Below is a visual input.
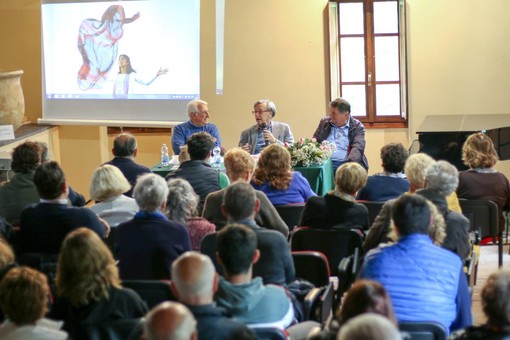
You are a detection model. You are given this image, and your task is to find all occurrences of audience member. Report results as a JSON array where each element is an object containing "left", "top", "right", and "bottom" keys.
[
  {"left": 239, "top": 99, "right": 294, "bottom": 154},
  {"left": 171, "top": 252, "right": 252, "bottom": 339},
  {"left": 0, "top": 266, "right": 68, "bottom": 340},
  {"left": 312, "top": 97, "right": 368, "bottom": 172},
  {"left": 457, "top": 132, "right": 510, "bottom": 237},
  {"left": 337, "top": 314, "right": 402, "bottom": 340},
  {"left": 49, "top": 228, "right": 147, "bottom": 339},
  {"left": 0, "top": 239, "right": 17, "bottom": 323},
  {"left": 37, "top": 141, "right": 87, "bottom": 207},
  {"left": 450, "top": 269, "right": 510, "bottom": 339},
  {"left": 215, "top": 224, "right": 294, "bottom": 329},
  {"left": 116, "top": 173, "right": 191, "bottom": 280},
  {"left": 143, "top": 301, "right": 197, "bottom": 340},
  {"left": 19, "top": 161, "right": 108, "bottom": 254},
  {"left": 299, "top": 162, "right": 369, "bottom": 230},
  {"left": 417, "top": 160, "right": 470, "bottom": 260},
  {"left": 104, "top": 132, "right": 151, "bottom": 197},
  {"left": 251, "top": 143, "right": 315, "bottom": 205},
  {"left": 359, "top": 194, "right": 472, "bottom": 333},
  {"left": 166, "top": 179, "right": 215, "bottom": 251},
  {"left": 167, "top": 132, "right": 229, "bottom": 213},
  {"left": 202, "top": 147, "right": 288, "bottom": 236},
  {"left": 171, "top": 99, "right": 222, "bottom": 155},
  {"left": 357, "top": 143, "right": 409, "bottom": 201},
  {"left": 221, "top": 181, "right": 294, "bottom": 285},
  {"left": 89, "top": 164, "right": 139, "bottom": 227},
  {"left": 0, "top": 141, "right": 41, "bottom": 225}
]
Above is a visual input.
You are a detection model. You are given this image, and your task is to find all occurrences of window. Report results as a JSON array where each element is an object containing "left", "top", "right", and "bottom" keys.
[{"left": 329, "top": 0, "right": 408, "bottom": 128}]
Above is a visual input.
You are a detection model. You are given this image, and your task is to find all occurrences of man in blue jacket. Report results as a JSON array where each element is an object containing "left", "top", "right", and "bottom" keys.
[{"left": 359, "top": 194, "right": 472, "bottom": 334}]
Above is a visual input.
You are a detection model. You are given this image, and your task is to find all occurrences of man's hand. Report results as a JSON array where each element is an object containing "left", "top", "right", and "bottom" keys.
[
  {"left": 263, "top": 130, "right": 277, "bottom": 144},
  {"left": 98, "top": 216, "right": 111, "bottom": 238},
  {"left": 241, "top": 143, "right": 251, "bottom": 152}
]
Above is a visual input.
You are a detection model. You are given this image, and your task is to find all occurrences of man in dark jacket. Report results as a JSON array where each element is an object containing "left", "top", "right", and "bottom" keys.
[{"left": 313, "top": 97, "right": 368, "bottom": 171}]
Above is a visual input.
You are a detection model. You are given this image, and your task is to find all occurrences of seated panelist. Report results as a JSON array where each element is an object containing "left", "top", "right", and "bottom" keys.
[{"left": 239, "top": 99, "right": 294, "bottom": 154}]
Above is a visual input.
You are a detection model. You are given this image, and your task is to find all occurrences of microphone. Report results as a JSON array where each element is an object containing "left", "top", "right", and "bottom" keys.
[{"left": 260, "top": 123, "right": 269, "bottom": 146}]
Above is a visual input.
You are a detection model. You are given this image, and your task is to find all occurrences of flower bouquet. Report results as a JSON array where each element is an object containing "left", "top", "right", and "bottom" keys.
[{"left": 286, "top": 138, "right": 336, "bottom": 167}]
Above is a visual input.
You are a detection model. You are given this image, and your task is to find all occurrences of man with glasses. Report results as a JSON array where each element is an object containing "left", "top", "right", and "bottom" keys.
[
  {"left": 239, "top": 99, "right": 294, "bottom": 155},
  {"left": 172, "top": 99, "right": 222, "bottom": 155}
]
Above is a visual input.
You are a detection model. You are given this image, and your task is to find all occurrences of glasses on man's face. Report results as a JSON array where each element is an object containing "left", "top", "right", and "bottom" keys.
[
  {"left": 194, "top": 110, "right": 210, "bottom": 116},
  {"left": 252, "top": 110, "right": 270, "bottom": 115}
]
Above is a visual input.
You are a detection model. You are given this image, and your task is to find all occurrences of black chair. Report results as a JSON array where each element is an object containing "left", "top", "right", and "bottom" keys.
[
  {"left": 459, "top": 199, "right": 501, "bottom": 267},
  {"left": 399, "top": 321, "right": 447, "bottom": 340},
  {"left": 252, "top": 327, "right": 289, "bottom": 340},
  {"left": 359, "top": 201, "right": 385, "bottom": 226},
  {"left": 274, "top": 203, "right": 306, "bottom": 232},
  {"left": 83, "top": 318, "right": 142, "bottom": 340},
  {"left": 122, "top": 280, "right": 176, "bottom": 309},
  {"left": 292, "top": 251, "right": 330, "bottom": 287},
  {"left": 302, "top": 280, "right": 335, "bottom": 324},
  {"left": 200, "top": 232, "right": 223, "bottom": 275},
  {"left": 18, "top": 252, "right": 59, "bottom": 298}
]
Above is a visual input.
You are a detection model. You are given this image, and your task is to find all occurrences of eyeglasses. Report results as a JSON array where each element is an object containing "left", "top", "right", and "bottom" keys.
[
  {"left": 193, "top": 110, "right": 210, "bottom": 116},
  {"left": 252, "top": 110, "right": 271, "bottom": 115}
]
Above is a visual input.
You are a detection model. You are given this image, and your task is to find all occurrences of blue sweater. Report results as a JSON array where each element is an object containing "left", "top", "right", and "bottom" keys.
[
  {"left": 171, "top": 121, "right": 222, "bottom": 155},
  {"left": 357, "top": 175, "right": 409, "bottom": 202},
  {"left": 251, "top": 171, "right": 315, "bottom": 206}
]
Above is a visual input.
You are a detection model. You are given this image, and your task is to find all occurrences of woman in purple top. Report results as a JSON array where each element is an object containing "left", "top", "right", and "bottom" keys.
[{"left": 251, "top": 144, "right": 315, "bottom": 206}]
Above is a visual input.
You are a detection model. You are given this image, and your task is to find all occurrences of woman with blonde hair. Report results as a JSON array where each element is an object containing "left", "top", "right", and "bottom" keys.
[
  {"left": 49, "top": 228, "right": 147, "bottom": 338},
  {"left": 89, "top": 164, "right": 139, "bottom": 227},
  {"left": 457, "top": 132, "right": 510, "bottom": 235},
  {"left": 251, "top": 143, "right": 315, "bottom": 205},
  {"left": 299, "top": 162, "right": 369, "bottom": 230}
]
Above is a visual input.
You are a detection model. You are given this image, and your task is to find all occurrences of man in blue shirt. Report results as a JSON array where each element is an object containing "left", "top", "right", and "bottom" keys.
[{"left": 172, "top": 99, "right": 222, "bottom": 155}]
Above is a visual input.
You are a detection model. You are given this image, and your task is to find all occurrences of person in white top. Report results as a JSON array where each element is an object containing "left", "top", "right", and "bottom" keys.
[{"left": 0, "top": 266, "right": 68, "bottom": 340}]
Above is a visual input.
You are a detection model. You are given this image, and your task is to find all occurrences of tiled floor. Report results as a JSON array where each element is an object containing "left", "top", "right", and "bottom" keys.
[{"left": 471, "top": 242, "right": 510, "bottom": 325}]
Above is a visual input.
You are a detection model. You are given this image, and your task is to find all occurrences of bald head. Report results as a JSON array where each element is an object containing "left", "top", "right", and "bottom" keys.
[
  {"left": 144, "top": 301, "right": 197, "bottom": 340},
  {"left": 113, "top": 132, "right": 137, "bottom": 157},
  {"left": 171, "top": 252, "right": 216, "bottom": 304}
]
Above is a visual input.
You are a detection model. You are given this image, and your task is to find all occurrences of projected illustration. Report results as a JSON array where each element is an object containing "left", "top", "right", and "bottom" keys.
[{"left": 77, "top": 5, "right": 140, "bottom": 90}]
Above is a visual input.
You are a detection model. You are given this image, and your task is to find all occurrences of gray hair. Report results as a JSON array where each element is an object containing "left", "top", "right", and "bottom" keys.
[
  {"left": 404, "top": 153, "right": 435, "bottom": 189},
  {"left": 338, "top": 313, "right": 402, "bottom": 340},
  {"left": 482, "top": 269, "right": 510, "bottom": 328},
  {"left": 187, "top": 99, "right": 208, "bottom": 116},
  {"left": 89, "top": 164, "right": 131, "bottom": 201},
  {"left": 254, "top": 99, "right": 276, "bottom": 118},
  {"left": 223, "top": 181, "right": 257, "bottom": 221},
  {"left": 425, "top": 160, "right": 459, "bottom": 196},
  {"left": 166, "top": 178, "right": 199, "bottom": 224},
  {"left": 171, "top": 252, "right": 216, "bottom": 300},
  {"left": 133, "top": 174, "right": 169, "bottom": 212}
]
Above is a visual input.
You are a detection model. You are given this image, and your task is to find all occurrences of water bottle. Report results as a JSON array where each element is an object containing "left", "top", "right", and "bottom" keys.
[
  {"left": 212, "top": 146, "right": 221, "bottom": 167},
  {"left": 161, "top": 143, "right": 170, "bottom": 166}
]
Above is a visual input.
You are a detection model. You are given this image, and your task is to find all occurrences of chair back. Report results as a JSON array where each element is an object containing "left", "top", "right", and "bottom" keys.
[
  {"left": 122, "top": 280, "right": 176, "bottom": 309},
  {"left": 290, "top": 227, "right": 363, "bottom": 275},
  {"left": 274, "top": 204, "right": 306, "bottom": 232},
  {"left": 199, "top": 232, "right": 224, "bottom": 275},
  {"left": 252, "top": 327, "right": 289, "bottom": 340},
  {"left": 359, "top": 201, "right": 385, "bottom": 226},
  {"left": 398, "top": 321, "right": 447, "bottom": 340},
  {"left": 291, "top": 251, "right": 330, "bottom": 287},
  {"left": 83, "top": 318, "right": 142, "bottom": 340},
  {"left": 458, "top": 199, "right": 499, "bottom": 237}
]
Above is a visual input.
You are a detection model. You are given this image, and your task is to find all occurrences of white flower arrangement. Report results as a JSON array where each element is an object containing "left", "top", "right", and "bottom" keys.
[{"left": 286, "top": 138, "right": 336, "bottom": 167}]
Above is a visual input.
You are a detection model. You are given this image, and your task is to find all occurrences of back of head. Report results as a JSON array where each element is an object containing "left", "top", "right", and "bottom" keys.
[
  {"left": 187, "top": 99, "right": 208, "bottom": 116},
  {"left": 381, "top": 143, "right": 408, "bottom": 174},
  {"left": 89, "top": 164, "right": 131, "bottom": 201},
  {"left": 335, "top": 162, "right": 368, "bottom": 194},
  {"left": 171, "top": 252, "right": 216, "bottom": 302},
  {"left": 462, "top": 132, "right": 498, "bottom": 169},
  {"left": 391, "top": 194, "right": 430, "bottom": 236},
  {"left": 34, "top": 161, "right": 66, "bottom": 199},
  {"left": 144, "top": 301, "right": 197, "bottom": 340},
  {"left": 338, "top": 280, "right": 396, "bottom": 325},
  {"left": 404, "top": 153, "right": 435, "bottom": 189},
  {"left": 0, "top": 266, "right": 49, "bottom": 325},
  {"left": 113, "top": 132, "right": 137, "bottom": 157},
  {"left": 186, "top": 132, "right": 215, "bottom": 160},
  {"left": 482, "top": 269, "right": 510, "bottom": 329},
  {"left": 166, "top": 178, "right": 199, "bottom": 224},
  {"left": 217, "top": 224, "right": 257, "bottom": 276},
  {"left": 425, "top": 160, "right": 459, "bottom": 196},
  {"left": 330, "top": 97, "right": 351, "bottom": 114},
  {"left": 223, "top": 148, "right": 255, "bottom": 181},
  {"left": 134, "top": 173, "right": 169, "bottom": 212},
  {"left": 57, "top": 228, "right": 120, "bottom": 306},
  {"left": 337, "top": 313, "right": 401, "bottom": 340},
  {"left": 11, "top": 141, "right": 41, "bottom": 174},
  {"left": 252, "top": 144, "right": 292, "bottom": 190},
  {"left": 223, "top": 181, "right": 256, "bottom": 221}
]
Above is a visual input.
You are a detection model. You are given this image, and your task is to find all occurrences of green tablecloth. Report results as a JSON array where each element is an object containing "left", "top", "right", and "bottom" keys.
[
  {"left": 293, "top": 158, "right": 334, "bottom": 196},
  {"left": 152, "top": 158, "right": 333, "bottom": 196}
]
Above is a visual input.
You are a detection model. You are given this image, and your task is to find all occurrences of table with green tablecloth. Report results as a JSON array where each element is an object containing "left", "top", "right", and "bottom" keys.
[{"left": 152, "top": 158, "right": 333, "bottom": 196}]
